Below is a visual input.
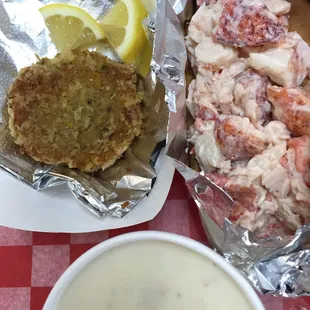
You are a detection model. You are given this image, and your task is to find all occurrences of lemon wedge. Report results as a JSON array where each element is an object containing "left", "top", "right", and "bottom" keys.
[
  {"left": 140, "top": 0, "right": 156, "bottom": 13},
  {"left": 100, "top": 0, "right": 148, "bottom": 65},
  {"left": 134, "top": 39, "right": 153, "bottom": 77},
  {"left": 39, "top": 3, "right": 105, "bottom": 52}
]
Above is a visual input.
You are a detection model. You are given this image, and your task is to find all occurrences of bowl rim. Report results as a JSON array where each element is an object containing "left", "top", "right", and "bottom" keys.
[{"left": 43, "top": 231, "right": 265, "bottom": 310}]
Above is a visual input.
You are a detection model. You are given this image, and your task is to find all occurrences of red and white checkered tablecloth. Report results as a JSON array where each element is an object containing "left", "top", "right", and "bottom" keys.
[{"left": 0, "top": 172, "right": 310, "bottom": 310}]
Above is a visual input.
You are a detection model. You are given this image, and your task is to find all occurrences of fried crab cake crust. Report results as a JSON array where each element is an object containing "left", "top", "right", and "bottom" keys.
[{"left": 7, "top": 50, "right": 143, "bottom": 172}]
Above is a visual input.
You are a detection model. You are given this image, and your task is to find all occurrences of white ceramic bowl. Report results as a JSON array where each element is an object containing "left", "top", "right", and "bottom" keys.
[{"left": 44, "top": 231, "right": 265, "bottom": 310}]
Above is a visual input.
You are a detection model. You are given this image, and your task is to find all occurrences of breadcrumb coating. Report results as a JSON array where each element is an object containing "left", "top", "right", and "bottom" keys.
[{"left": 7, "top": 50, "right": 143, "bottom": 172}]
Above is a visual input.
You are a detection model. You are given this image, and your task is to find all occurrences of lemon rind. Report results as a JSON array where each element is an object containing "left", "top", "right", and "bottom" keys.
[{"left": 101, "top": 0, "right": 148, "bottom": 63}]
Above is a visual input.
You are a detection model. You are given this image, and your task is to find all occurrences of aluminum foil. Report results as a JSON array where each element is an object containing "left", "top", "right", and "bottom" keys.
[
  {"left": 159, "top": 0, "right": 310, "bottom": 299},
  {"left": 0, "top": 0, "right": 169, "bottom": 217}
]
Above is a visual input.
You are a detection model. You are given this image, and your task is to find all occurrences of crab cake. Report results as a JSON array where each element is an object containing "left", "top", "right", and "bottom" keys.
[{"left": 7, "top": 50, "right": 143, "bottom": 172}]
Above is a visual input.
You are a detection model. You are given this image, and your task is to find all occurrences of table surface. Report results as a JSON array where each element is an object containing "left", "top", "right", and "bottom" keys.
[{"left": 0, "top": 171, "right": 310, "bottom": 310}]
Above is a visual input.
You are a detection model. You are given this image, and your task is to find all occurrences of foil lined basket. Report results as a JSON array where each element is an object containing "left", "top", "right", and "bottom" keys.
[
  {"left": 0, "top": 0, "right": 170, "bottom": 219},
  {"left": 159, "top": 0, "right": 310, "bottom": 299}
]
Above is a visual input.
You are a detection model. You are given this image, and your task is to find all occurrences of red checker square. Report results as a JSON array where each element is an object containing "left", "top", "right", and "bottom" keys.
[
  {"left": 0, "top": 288, "right": 30, "bottom": 310},
  {"left": 33, "top": 232, "right": 70, "bottom": 245},
  {"left": 258, "top": 293, "right": 283, "bottom": 310},
  {"left": 149, "top": 200, "right": 189, "bottom": 236},
  {"left": 70, "top": 244, "right": 95, "bottom": 264},
  {"left": 70, "top": 231, "right": 108, "bottom": 244},
  {"left": 0, "top": 246, "right": 32, "bottom": 287},
  {"left": 167, "top": 171, "right": 188, "bottom": 200},
  {"left": 0, "top": 226, "right": 32, "bottom": 246},
  {"left": 31, "top": 245, "right": 70, "bottom": 287},
  {"left": 301, "top": 297, "right": 310, "bottom": 305},
  {"left": 108, "top": 222, "right": 149, "bottom": 238},
  {"left": 188, "top": 199, "right": 209, "bottom": 244},
  {"left": 30, "top": 287, "right": 52, "bottom": 310},
  {"left": 283, "top": 296, "right": 310, "bottom": 310}
]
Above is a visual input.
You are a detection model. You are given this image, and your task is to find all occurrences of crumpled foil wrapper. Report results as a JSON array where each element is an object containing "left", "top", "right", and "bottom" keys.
[
  {"left": 159, "top": 0, "right": 310, "bottom": 299},
  {"left": 0, "top": 0, "right": 169, "bottom": 217}
]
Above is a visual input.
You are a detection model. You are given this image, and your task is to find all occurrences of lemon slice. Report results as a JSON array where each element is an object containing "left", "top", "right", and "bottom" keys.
[
  {"left": 100, "top": 0, "right": 148, "bottom": 64},
  {"left": 140, "top": 0, "right": 156, "bottom": 13},
  {"left": 134, "top": 39, "right": 153, "bottom": 77},
  {"left": 39, "top": 3, "right": 105, "bottom": 52}
]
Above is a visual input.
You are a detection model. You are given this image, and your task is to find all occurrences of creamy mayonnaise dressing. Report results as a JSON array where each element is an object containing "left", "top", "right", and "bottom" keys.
[{"left": 57, "top": 241, "right": 253, "bottom": 310}]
